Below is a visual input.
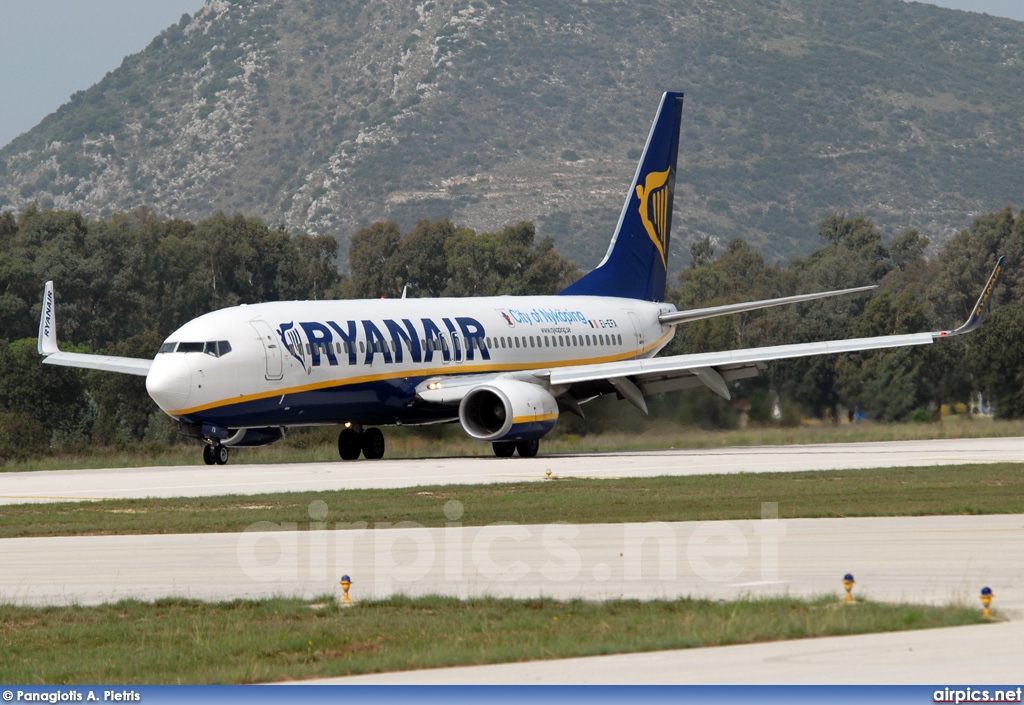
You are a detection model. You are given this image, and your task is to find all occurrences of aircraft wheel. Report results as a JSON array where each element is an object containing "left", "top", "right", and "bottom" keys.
[
  {"left": 492, "top": 441, "right": 516, "bottom": 458},
  {"left": 202, "top": 444, "right": 216, "bottom": 466},
  {"left": 362, "top": 427, "right": 385, "bottom": 460},
  {"left": 515, "top": 439, "right": 540, "bottom": 458},
  {"left": 214, "top": 444, "right": 229, "bottom": 465},
  {"left": 338, "top": 428, "right": 362, "bottom": 461}
]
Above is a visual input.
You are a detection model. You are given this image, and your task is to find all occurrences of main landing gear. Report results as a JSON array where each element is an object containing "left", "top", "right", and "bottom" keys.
[
  {"left": 338, "top": 426, "right": 386, "bottom": 461},
  {"left": 492, "top": 439, "right": 540, "bottom": 458},
  {"left": 202, "top": 442, "right": 229, "bottom": 466}
]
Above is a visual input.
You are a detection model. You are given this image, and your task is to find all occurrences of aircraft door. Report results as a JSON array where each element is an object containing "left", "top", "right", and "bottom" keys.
[
  {"left": 250, "top": 320, "right": 284, "bottom": 381},
  {"left": 627, "top": 312, "right": 646, "bottom": 357},
  {"left": 438, "top": 332, "right": 452, "bottom": 365},
  {"left": 452, "top": 331, "right": 464, "bottom": 364}
]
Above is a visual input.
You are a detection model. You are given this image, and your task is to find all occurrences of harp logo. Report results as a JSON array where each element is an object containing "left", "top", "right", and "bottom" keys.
[
  {"left": 277, "top": 321, "right": 306, "bottom": 367},
  {"left": 636, "top": 167, "right": 671, "bottom": 269}
]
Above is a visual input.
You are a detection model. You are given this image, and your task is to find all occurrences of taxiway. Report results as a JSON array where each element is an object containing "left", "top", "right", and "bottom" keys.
[{"left": 1, "top": 439, "right": 1021, "bottom": 683}]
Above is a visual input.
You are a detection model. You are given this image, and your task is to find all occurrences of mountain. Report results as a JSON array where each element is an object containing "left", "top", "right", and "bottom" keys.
[{"left": 2, "top": 0, "right": 1024, "bottom": 270}]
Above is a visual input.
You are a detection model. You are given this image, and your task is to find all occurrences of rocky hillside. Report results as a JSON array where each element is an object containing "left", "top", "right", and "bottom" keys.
[{"left": 2, "top": 0, "right": 1024, "bottom": 269}]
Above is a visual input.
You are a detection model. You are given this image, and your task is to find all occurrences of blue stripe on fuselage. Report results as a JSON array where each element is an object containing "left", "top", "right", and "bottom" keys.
[{"left": 175, "top": 376, "right": 456, "bottom": 428}]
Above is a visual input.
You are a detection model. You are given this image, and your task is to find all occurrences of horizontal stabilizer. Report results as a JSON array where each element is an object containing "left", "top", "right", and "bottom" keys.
[{"left": 660, "top": 285, "right": 876, "bottom": 326}]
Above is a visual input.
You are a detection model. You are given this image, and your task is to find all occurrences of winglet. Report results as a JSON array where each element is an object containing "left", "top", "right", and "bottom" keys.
[
  {"left": 38, "top": 281, "right": 59, "bottom": 356},
  {"left": 935, "top": 255, "right": 1005, "bottom": 338}
]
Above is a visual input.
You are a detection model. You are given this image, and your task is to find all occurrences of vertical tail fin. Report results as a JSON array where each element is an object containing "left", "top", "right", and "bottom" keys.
[{"left": 559, "top": 91, "right": 684, "bottom": 302}]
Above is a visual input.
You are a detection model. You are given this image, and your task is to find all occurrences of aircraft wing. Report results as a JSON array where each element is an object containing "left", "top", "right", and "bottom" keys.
[
  {"left": 541, "top": 331, "right": 936, "bottom": 406},
  {"left": 41, "top": 351, "right": 152, "bottom": 376},
  {"left": 418, "top": 256, "right": 1004, "bottom": 410},
  {"left": 37, "top": 281, "right": 153, "bottom": 377},
  {"left": 416, "top": 331, "right": 936, "bottom": 409}
]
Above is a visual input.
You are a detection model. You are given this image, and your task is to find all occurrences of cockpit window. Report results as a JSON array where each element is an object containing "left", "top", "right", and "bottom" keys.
[
  {"left": 162, "top": 341, "right": 233, "bottom": 357},
  {"left": 205, "top": 341, "right": 232, "bottom": 357}
]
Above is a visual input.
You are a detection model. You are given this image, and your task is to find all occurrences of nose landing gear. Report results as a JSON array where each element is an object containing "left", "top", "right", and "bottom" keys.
[{"left": 202, "top": 443, "right": 229, "bottom": 465}]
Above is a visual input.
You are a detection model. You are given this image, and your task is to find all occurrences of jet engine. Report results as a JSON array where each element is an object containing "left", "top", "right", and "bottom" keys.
[{"left": 458, "top": 380, "right": 558, "bottom": 441}]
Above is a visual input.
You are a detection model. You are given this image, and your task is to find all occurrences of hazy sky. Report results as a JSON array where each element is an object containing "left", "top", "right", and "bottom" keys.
[
  {"left": 0, "top": 0, "right": 205, "bottom": 147},
  {"left": 0, "top": 1, "right": 1022, "bottom": 148}
]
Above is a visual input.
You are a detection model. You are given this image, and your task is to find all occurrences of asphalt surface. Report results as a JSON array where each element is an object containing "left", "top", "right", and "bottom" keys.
[{"left": 0, "top": 437, "right": 1020, "bottom": 505}]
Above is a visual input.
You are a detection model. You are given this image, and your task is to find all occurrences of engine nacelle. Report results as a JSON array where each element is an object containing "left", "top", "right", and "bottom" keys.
[
  {"left": 223, "top": 427, "right": 286, "bottom": 447},
  {"left": 458, "top": 380, "right": 558, "bottom": 442}
]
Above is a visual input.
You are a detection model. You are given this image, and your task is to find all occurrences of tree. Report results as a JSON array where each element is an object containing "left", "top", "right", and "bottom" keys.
[
  {"left": 969, "top": 303, "right": 1024, "bottom": 418},
  {"left": 0, "top": 338, "right": 93, "bottom": 444},
  {"left": 87, "top": 331, "right": 163, "bottom": 444},
  {"left": 688, "top": 236, "right": 714, "bottom": 269},
  {"left": 390, "top": 219, "right": 457, "bottom": 297},
  {"left": 348, "top": 221, "right": 401, "bottom": 298}
]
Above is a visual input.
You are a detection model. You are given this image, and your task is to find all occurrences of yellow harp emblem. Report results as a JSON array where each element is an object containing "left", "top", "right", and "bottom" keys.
[{"left": 636, "top": 168, "right": 671, "bottom": 269}]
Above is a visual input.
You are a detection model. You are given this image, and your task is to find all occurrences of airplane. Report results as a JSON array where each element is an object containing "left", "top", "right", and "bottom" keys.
[{"left": 37, "top": 91, "right": 1004, "bottom": 465}]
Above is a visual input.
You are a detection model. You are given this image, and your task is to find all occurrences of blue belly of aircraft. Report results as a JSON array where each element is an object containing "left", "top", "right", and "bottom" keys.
[{"left": 176, "top": 377, "right": 457, "bottom": 428}]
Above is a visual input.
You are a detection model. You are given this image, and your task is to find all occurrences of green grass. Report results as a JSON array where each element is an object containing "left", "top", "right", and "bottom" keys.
[
  {"left": 0, "top": 595, "right": 989, "bottom": 684},
  {"left": 4, "top": 416, "right": 1022, "bottom": 473},
  {"left": 2, "top": 464, "right": 1023, "bottom": 539}
]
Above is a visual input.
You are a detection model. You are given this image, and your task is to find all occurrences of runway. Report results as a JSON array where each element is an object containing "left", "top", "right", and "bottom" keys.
[
  {"left": 0, "top": 436, "right": 1020, "bottom": 505},
  {"left": 1, "top": 438, "right": 1022, "bottom": 683}
]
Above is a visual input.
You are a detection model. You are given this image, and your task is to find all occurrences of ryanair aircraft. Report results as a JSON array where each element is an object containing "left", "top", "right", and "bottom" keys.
[{"left": 37, "top": 92, "right": 1003, "bottom": 465}]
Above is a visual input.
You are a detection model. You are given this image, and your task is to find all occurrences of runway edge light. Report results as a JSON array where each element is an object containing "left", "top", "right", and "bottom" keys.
[
  {"left": 981, "top": 586, "right": 993, "bottom": 618},
  {"left": 340, "top": 574, "right": 355, "bottom": 607},
  {"left": 843, "top": 573, "right": 855, "bottom": 604}
]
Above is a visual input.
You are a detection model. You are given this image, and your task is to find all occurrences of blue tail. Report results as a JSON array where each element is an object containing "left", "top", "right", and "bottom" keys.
[{"left": 559, "top": 91, "right": 683, "bottom": 302}]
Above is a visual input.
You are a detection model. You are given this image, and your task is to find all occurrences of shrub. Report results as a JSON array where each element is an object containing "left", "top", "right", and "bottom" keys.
[
  {"left": 0, "top": 412, "right": 49, "bottom": 464},
  {"left": 911, "top": 408, "right": 932, "bottom": 424}
]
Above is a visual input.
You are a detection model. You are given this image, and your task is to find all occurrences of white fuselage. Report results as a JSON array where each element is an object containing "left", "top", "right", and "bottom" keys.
[{"left": 146, "top": 295, "right": 677, "bottom": 431}]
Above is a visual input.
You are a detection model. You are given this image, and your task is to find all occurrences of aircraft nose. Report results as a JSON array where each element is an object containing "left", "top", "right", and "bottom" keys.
[{"left": 146, "top": 355, "right": 191, "bottom": 412}]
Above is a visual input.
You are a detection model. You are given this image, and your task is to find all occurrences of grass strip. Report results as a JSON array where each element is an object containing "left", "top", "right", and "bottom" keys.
[
  {"left": 2, "top": 464, "right": 1022, "bottom": 539},
  {"left": 0, "top": 594, "right": 989, "bottom": 684},
  {"left": 4, "top": 417, "right": 1024, "bottom": 473}
]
